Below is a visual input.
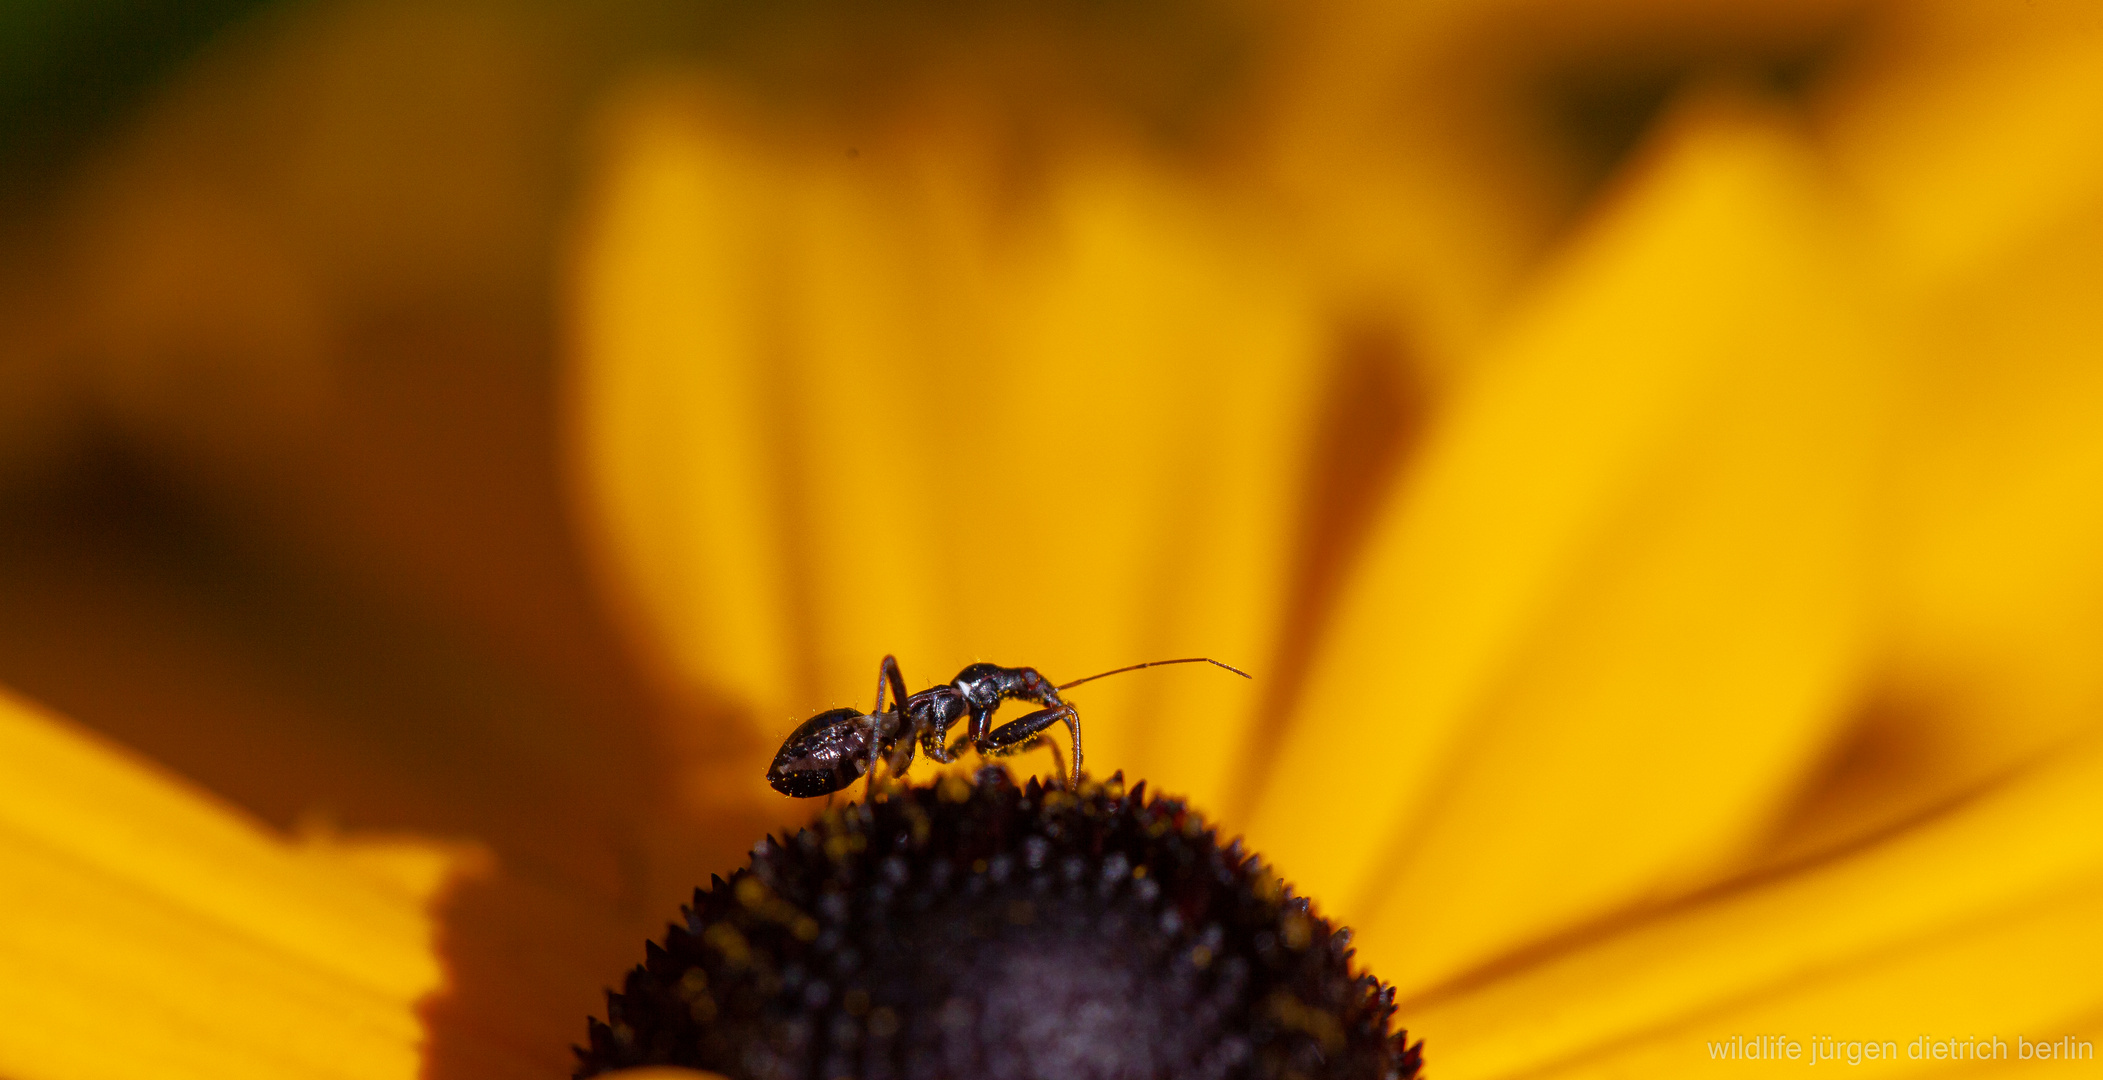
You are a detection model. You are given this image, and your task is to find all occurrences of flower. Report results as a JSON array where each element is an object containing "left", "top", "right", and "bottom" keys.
[{"left": 4, "top": 0, "right": 2103, "bottom": 1077}]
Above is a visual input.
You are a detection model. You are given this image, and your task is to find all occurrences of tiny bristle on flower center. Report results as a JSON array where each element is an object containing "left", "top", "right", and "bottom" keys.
[{"left": 575, "top": 766, "right": 1423, "bottom": 1080}]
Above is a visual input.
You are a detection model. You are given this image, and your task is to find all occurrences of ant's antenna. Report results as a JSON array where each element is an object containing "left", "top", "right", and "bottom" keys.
[{"left": 1056, "top": 657, "right": 1251, "bottom": 691}]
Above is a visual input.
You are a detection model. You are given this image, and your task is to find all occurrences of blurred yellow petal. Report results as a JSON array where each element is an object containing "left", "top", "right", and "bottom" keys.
[
  {"left": 1249, "top": 93, "right": 1883, "bottom": 994},
  {"left": 0, "top": 685, "right": 474, "bottom": 1080},
  {"left": 1410, "top": 732, "right": 2103, "bottom": 1078},
  {"left": 1822, "top": 0, "right": 2103, "bottom": 292},
  {"left": 1870, "top": 202, "right": 2103, "bottom": 842},
  {"left": 569, "top": 80, "right": 1327, "bottom": 812},
  {"left": 1784, "top": 0, "right": 2103, "bottom": 851}
]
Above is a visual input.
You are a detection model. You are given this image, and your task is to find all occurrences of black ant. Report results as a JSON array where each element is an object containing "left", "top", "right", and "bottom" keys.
[{"left": 766, "top": 656, "right": 1250, "bottom": 798}]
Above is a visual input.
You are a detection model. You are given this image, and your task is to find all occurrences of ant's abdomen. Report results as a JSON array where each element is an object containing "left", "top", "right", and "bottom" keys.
[{"left": 767, "top": 708, "right": 872, "bottom": 797}]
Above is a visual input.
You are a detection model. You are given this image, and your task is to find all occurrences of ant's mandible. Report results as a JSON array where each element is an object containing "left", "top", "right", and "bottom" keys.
[{"left": 766, "top": 656, "right": 1250, "bottom": 798}]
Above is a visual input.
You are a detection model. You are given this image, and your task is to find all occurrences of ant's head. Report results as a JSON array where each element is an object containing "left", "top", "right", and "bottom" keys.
[{"left": 767, "top": 707, "right": 880, "bottom": 798}]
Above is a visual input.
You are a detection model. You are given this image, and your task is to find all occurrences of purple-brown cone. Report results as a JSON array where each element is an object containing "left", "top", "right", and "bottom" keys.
[{"left": 576, "top": 766, "right": 1423, "bottom": 1080}]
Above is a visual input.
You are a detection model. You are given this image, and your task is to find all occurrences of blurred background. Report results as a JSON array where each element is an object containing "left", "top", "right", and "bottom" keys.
[{"left": 4, "top": 0, "right": 2102, "bottom": 1076}]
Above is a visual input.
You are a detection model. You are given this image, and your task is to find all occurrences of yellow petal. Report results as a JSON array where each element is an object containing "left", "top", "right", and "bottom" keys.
[
  {"left": 1797, "top": 0, "right": 2103, "bottom": 848},
  {"left": 1822, "top": 0, "right": 2103, "bottom": 292},
  {"left": 1248, "top": 92, "right": 1882, "bottom": 994},
  {"left": 1866, "top": 201, "right": 2103, "bottom": 849},
  {"left": 1410, "top": 733, "right": 2103, "bottom": 1079},
  {"left": 0, "top": 686, "right": 471, "bottom": 1080},
  {"left": 568, "top": 80, "right": 1324, "bottom": 811}
]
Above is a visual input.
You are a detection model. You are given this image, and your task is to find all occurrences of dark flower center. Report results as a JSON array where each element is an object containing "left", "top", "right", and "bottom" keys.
[{"left": 576, "top": 767, "right": 1423, "bottom": 1080}]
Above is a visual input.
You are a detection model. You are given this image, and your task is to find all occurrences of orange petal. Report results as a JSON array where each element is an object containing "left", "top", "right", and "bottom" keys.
[{"left": 0, "top": 686, "right": 473, "bottom": 1080}]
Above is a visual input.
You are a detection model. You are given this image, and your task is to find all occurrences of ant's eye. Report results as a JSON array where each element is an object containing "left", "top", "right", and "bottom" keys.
[{"left": 576, "top": 767, "right": 1422, "bottom": 1079}]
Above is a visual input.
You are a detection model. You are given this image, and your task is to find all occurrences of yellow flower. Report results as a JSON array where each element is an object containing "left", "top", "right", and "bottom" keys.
[
  {"left": 569, "top": 1, "right": 2103, "bottom": 1075},
  {"left": 5, "top": 0, "right": 2103, "bottom": 1077}
]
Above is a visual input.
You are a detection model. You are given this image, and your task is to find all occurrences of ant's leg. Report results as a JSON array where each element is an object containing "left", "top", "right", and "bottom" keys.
[
  {"left": 922, "top": 729, "right": 961, "bottom": 764},
  {"left": 874, "top": 655, "right": 909, "bottom": 715},
  {"left": 916, "top": 688, "right": 968, "bottom": 764},
  {"left": 965, "top": 704, "right": 995, "bottom": 746},
  {"left": 977, "top": 705, "right": 1081, "bottom": 789},
  {"left": 1062, "top": 707, "right": 1081, "bottom": 788},
  {"left": 878, "top": 728, "right": 918, "bottom": 795},
  {"left": 851, "top": 657, "right": 910, "bottom": 800},
  {"left": 862, "top": 712, "right": 888, "bottom": 798}
]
